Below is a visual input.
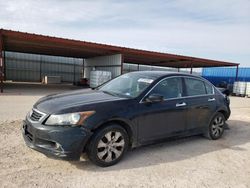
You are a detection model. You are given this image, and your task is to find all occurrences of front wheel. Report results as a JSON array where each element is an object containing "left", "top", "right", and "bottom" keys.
[
  {"left": 206, "top": 112, "right": 225, "bottom": 140},
  {"left": 86, "top": 124, "right": 129, "bottom": 167}
]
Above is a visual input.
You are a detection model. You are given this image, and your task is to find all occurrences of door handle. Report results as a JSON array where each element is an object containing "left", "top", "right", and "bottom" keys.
[
  {"left": 208, "top": 98, "right": 216, "bottom": 102},
  {"left": 176, "top": 102, "right": 186, "bottom": 107}
]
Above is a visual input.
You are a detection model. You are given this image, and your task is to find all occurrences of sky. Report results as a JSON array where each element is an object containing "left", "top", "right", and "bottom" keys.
[{"left": 0, "top": 0, "right": 250, "bottom": 67}]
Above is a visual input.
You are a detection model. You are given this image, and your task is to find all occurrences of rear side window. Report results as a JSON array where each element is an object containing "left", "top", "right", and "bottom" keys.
[
  {"left": 185, "top": 78, "right": 206, "bottom": 96},
  {"left": 150, "top": 77, "right": 183, "bottom": 99},
  {"left": 205, "top": 82, "right": 214, "bottom": 95}
]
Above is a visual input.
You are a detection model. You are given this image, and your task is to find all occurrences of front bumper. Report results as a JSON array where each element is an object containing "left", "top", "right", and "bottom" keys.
[{"left": 22, "top": 118, "right": 92, "bottom": 160}]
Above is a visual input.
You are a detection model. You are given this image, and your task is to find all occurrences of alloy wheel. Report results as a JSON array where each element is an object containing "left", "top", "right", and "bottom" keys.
[
  {"left": 97, "top": 131, "right": 125, "bottom": 162},
  {"left": 211, "top": 116, "right": 224, "bottom": 137}
]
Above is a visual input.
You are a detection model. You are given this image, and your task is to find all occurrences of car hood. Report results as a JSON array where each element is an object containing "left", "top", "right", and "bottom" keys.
[{"left": 34, "top": 89, "right": 124, "bottom": 114}]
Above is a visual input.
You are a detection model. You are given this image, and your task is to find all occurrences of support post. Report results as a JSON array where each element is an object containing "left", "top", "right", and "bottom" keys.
[
  {"left": 0, "top": 31, "right": 4, "bottom": 93},
  {"left": 3, "top": 50, "right": 6, "bottom": 81},
  {"left": 82, "top": 59, "right": 85, "bottom": 78},
  {"left": 190, "top": 64, "right": 193, "bottom": 74},
  {"left": 121, "top": 54, "right": 124, "bottom": 74},
  {"left": 0, "top": 56, "right": 2, "bottom": 93},
  {"left": 235, "top": 65, "right": 239, "bottom": 81},
  {"left": 39, "top": 55, "right": 42, "bottom": 82},
  {"left": 177, "top": 68, "right": 180, "bottom": 72},
  {"left": 73, "top": 60, "right": 76, "bottom": 84},
  {"left": 137, "top": 64, "right": 139, "bottom": 71}
]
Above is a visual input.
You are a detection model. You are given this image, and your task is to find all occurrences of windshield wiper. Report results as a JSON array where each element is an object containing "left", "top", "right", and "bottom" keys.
[
  {"left": 101, "top": 90, "right": 132, "bottom": 98},
  {"left": 102, "top": 90, "right": 118, "bottom": 97}
]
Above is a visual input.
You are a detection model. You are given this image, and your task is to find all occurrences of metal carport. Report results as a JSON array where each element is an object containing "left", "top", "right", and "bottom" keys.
[{"left": 0, "top": 29, "right": 239, "bottom": 93}]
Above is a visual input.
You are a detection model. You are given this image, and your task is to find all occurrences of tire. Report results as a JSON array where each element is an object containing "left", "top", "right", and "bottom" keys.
[
  {"left": 86, "top": 124, "right": 129, "bottom": 167},
  {"left": 205, "top": 112, "right": 225, "bottom": 140}
]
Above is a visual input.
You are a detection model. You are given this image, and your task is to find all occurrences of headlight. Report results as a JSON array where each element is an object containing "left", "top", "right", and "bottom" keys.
[{"left": 45, "top": 111, "right": 95, "bottom": 126}]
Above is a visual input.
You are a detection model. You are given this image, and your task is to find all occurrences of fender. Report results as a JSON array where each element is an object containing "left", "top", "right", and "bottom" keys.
[{"left": 91, "top": 116, "right": 138, "bottom": 148}]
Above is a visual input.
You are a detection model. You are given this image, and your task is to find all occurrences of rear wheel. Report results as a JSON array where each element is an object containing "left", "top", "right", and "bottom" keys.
[
  {"left": 86, "top": 124, "right": 129, "bottom": 167},
  {"left": 206, "top": 112, "right": 225, "bottom": 140}
]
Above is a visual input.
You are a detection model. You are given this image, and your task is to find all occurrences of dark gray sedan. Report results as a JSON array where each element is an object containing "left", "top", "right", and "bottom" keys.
[{"left": 23, "top": 71, "right": 230, "bottom": 167}]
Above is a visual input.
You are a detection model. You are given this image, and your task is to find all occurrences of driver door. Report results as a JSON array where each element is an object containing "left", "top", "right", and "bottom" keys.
[{"left": 137, "top": 77, "right": 187, "bottom": 142}]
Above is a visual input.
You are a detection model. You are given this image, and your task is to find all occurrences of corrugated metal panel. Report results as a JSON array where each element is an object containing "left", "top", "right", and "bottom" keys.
[
  {"left": 5, "top": 52, "right": 41, "bottom": 81},
  {"left": 5, "top": 51, "right": 83, "bottom": 83},
  {"left": 202, "top": 67, "right": 250, "bottom": 86},
  {"left": 84, "top": 54, "right": 122, "bottom": 79}
]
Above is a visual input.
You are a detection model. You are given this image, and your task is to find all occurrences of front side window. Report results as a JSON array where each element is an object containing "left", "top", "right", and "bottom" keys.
[
  {"left": 149, "top": 77, "right": 183, "bottom": 99},
  {"left": 99, "top": 73, "right": 156, "bottom": 98},
  {"left": 185, "top": 78, "right": 206, "bottom": 96}
]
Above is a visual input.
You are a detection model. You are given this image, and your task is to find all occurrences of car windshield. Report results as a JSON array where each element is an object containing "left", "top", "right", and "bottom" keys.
[{"left": 98, "top": 73, "right": 156, "bottom": 98}]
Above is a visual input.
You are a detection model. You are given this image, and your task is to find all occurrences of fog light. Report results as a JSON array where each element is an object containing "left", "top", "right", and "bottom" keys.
[{"left": 55, "top": 143, "right": 61, "bottom": 149}]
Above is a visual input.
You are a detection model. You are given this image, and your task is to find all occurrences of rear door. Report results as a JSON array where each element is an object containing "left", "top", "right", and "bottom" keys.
[{"left": 184, "top": 77, "right": 216, "bottom": 131}]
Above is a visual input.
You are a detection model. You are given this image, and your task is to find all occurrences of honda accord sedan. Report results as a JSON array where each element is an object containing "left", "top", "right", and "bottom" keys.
[{"left": 22, "top": 71, "right": 230, "bottom": 167}]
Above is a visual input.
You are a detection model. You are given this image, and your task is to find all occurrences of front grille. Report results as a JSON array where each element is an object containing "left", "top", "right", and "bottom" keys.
[{"left": 30, "top": 109, "right": 44, "bottom": 122}]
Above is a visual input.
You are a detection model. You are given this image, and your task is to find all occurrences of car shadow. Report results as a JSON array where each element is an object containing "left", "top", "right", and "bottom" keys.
[{"left": 70, "top": 119, "right": 250, "bottom": 171}]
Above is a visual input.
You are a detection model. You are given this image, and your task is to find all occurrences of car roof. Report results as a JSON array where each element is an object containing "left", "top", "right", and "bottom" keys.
[{"left": 127, "top": 71, "right": 202, "bottom": 79}]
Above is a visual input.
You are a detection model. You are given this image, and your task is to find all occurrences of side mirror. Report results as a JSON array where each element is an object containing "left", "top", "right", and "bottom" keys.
[{"left": 145, "top": 94, "right": 164, "bottom": 103}]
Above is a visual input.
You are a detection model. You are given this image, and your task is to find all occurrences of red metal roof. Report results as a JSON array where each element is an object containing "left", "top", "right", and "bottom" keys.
[{"left": 0, "top": 29, "right": 238, "bottom": 68}]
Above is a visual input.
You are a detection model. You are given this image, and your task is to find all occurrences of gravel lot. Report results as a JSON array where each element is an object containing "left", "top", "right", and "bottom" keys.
[{"left": 0, "top": 83, "right": 250, "bottom": 188}]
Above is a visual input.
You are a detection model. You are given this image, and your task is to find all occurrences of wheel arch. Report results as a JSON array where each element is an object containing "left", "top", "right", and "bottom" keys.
[
  {"left": 216, "top": 104, "right": 230, "bottom": 120},
  {"left": 91, "top": 119, "right": 135, "bottom": 148},
  {"left": 207, "top": 107, "right": 228, "bottom": 128},
  {"left": 217, "top": 109, "right": 228, "bottom": 119}
]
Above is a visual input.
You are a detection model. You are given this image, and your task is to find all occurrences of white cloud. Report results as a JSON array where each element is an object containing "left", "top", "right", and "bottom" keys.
[{"left": 0, "top": 0, "right": 250, "bottom": 66}]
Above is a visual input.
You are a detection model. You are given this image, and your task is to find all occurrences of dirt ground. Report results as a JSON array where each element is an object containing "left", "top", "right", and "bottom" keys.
[{"left": 0, "top": 83, "right": 250, "bottom": 188}]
